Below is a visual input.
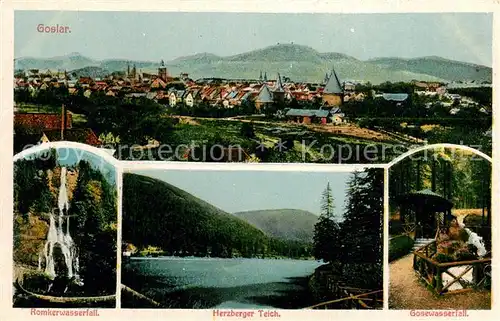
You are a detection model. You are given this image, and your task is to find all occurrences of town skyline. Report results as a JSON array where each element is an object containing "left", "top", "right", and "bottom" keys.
[{"left": 15, "top": 11, "right": 492, "bottom": 67}]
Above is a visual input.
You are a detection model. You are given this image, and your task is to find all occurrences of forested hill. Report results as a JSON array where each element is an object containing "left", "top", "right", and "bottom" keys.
[
  {"left": 233, "top": 209, "right": 318, "bottom": 243},
  {"left": 15, "top": 44, "right": 492, "bottom": 83},
  {"left": 122, "top": 174, "right": 312, "bottom": 259}
]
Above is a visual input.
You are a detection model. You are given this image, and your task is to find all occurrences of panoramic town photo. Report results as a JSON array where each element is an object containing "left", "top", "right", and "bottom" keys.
[
  {"left": 13, "top": 146, "right": 118, "bottom": 308},
  {"left": 388, "top": 147, "right": 491, "bottom": 310},
  {"left": 14, "top": 11, "right": 492, "bottom": 164},
  {"left": 120, "top": 168, "right": 383, "bottom": 309}
]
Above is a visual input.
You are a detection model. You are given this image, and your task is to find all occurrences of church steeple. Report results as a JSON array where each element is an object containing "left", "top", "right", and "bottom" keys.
[
  {"left": 259, "top": 70, "right": 263, "bottom": 81},
  {"left": 263, "top": 72, "right": 267, "bottom": 82},
  {"left": 272, "top": 72, "right": 285, "bottom": 104},
  {"left": 274, "top": 73, "right": 284, "bottom": 93},
  {"left": 324, "top": 66, "right": 343, "bottom": 94},
  {"left": 322, "top": 65, "right": 344, "bottom": 107},
  {"left": 132, "top": 64, "right": 137, "bottom": 79}
]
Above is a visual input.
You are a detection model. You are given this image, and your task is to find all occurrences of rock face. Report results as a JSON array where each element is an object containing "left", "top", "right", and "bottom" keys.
[
  {"left": 448, "top": 225, "right": 470, "bottom": 242},
  {"left": 13, "top": 213, "right": 49, "bottom": 267}
]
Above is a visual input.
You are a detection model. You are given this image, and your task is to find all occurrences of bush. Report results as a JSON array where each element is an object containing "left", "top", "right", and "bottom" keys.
[
  {"left": 434, "top": 253, "right": 455, "bottom": 263},
  {"left": 463, "top": 214, "right": 484, "bottom": 227},
  {"left": 341, "top": 263, "right": 382, "bottom": 290},
  {"left": 389, "top": 235, "right": 414, "bottom": 262},
  {"left": 454, "top": 247, "right": 478, "bottom": 261},
  {"left": 240, "top": 122, "right": 255, "bottom": 139}
]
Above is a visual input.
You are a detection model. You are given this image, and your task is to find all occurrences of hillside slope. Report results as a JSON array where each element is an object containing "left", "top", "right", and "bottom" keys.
[
  {"left": 122, "top": 174, "right": 269, "bottom": 257},
  {"left": 233, "top": 209, "right": 318, "bottom": 243},
  {"left": 14, "top": 44, "right": 491, "bottom": 83},
  {"left": 368, "top": 56, "right": 491, "bottom": 82}
]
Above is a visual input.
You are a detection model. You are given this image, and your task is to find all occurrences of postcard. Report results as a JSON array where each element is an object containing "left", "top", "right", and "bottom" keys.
[{"left": 1, "top": 2, "right": 498, "bottom": 321}]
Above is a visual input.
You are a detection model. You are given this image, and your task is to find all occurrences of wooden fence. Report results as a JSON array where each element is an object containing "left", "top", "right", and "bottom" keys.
[
  {"left": 304, "top": 289, "right": 383, "bottom": 310},
  {"left": 413, "top": 241, "right": 491, "bottom": 295}
]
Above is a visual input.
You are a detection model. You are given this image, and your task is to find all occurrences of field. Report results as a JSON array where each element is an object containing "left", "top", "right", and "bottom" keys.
[
  {"left": 14, "top": 101, "right": 420, "bottom": 163},
  {"left": 165, "top": 116, "right": 405, "bottom": 163}
]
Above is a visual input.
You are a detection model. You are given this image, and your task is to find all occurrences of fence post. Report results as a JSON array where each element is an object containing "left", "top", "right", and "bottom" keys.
[{"left": 435, "top": 267, "right": 442, "bottom": 294}]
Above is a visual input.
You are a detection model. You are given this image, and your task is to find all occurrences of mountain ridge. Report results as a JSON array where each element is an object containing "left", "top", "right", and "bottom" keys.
[
  {"left": 233, "top": 208, "right": 318, "bottom": 243},
  {"left": 15, "top": 44, "right": 492, "bottom": 83}
]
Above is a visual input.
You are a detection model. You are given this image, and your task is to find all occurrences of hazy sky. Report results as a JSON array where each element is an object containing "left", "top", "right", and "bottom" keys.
[
  {"left": 15, "top": 11, "right": 492, "bottom": 66},
  {"left": 131, "top": 169, "right": 360, "bottom": 218}
]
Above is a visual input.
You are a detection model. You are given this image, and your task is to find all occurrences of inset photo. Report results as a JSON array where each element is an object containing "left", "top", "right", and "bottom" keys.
[
  {"left": 120, "top": 167, "right": 383, "bottom": 309},
  {"left": 14, "top": 11, "right": 492, "bottom": 165},
  {"left": 13, "top": 145, "right": 118, "bottom": 308},
  {"left": 388, "top": 146, "right": 491, "bottom": 310}
]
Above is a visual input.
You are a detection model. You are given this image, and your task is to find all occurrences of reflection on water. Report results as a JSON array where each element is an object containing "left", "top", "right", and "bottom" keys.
[{"left": 122, "top": 257, "right": 323, "bottom": 309}]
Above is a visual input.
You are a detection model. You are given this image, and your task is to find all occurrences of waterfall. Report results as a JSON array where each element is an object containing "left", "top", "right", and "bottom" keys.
[
  {"left": 38, "top": 167, "right": 83, "bottom": 285},
  {"left": 459, "top": 222, "right": 487, "bottom": 257}
]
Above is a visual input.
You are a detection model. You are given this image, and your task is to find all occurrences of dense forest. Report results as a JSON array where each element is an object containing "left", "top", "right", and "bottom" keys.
[
  {"left": 13, "top": 149, "right": 117, "bottom": 296},
  {"left": 312, "top": 169, "right": 383, "bottom": 291},
  {"left": 122, "top": 174, "right": 312, "bottom": 259},
  {"left": 389, "top": 148, "right": 492, "bottom": 212}
]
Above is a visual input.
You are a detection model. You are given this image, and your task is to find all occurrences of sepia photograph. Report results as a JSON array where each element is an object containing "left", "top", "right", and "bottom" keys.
[
  {"left": 120, "top": 168, "right": 383, "bottom": 309},
  {"left": 13, "top": 146, "right": 118, "bottom": 308},
  {"left": 388, "top": 147, "right": 491, "bottom": 310}
]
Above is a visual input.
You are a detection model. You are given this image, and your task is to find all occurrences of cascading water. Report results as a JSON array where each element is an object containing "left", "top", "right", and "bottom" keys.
[
  {"left": 460, "top": 222, "right": 487, "bottom": 257},
  {"left": 441, "top": 222, "right": 489, "bottom": 290},
  {"left": 39, "top": 167, "right": 83, "bottom": 285}
]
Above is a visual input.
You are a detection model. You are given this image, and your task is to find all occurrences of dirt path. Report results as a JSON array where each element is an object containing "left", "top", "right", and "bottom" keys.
[{"left": 389, "top": 254, "right": 491, "bottom": 310}]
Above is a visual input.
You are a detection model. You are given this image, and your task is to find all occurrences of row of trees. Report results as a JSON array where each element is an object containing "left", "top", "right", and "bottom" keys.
[
  {"left": 313, "top": 169, "right": 383, "bottom": 290},
  {"left": 15, "top": 86, "right": 177, "bottom": 150},
  {"left": 389, "top": 148, "right": 492, "bottom": 211}
]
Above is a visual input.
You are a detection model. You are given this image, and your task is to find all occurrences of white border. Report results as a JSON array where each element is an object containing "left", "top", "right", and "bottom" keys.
[
  {"left": 387, "top": 143, "right": 493, "bottom": 167},
  {"left": 2, "top": 2, "right": 499, "bottom": 320},
  {"left": 13, "top": 141, "right": 122, "bottom": 166}
]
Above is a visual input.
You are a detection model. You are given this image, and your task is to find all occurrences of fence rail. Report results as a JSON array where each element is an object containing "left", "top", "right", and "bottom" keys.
[
  {"left": 304, "top": 289, "right": 383, "bottom": 310},
  {"left": 412, "top": 241, "right": 491, "bottom": 295}
]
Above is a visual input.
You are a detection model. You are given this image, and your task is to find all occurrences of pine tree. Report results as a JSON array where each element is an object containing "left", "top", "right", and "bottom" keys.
[
  {"left": 313, "top": 182, "right": 342, "bottom": 263},
  {"left": 340, "top": 169, "right": 383, "bottom": 289},
  {"left": 321, "top": 182, "right": 335, "bottom": 218}
]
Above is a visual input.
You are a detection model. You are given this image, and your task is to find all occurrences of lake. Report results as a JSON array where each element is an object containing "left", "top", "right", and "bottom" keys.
[{"left": 122, "top": 257, "right": 324, "bottom": 309}]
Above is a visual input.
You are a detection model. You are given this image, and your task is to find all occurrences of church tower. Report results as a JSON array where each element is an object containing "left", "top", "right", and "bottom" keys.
[
  {"left": 322, "top": 66, "right": 343, "bottom": 106},
  {"left": 158, "top": 59, "right": 168, "bottom": 81},
  {"left": 272, "top": 73, "right": 285, "bottom": 104}
]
